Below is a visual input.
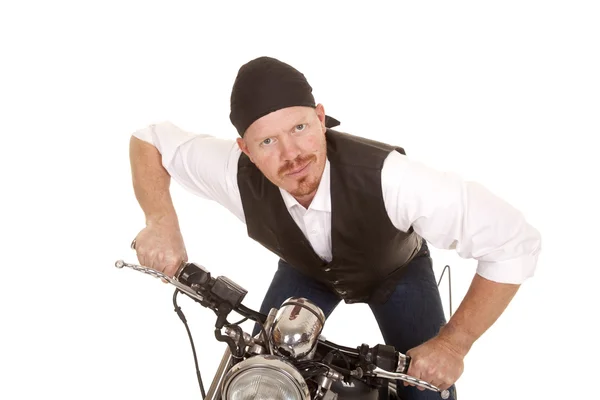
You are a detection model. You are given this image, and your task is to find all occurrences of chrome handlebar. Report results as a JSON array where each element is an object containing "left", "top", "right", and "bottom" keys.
[{"left": 115, "top": 260, "right": 206, "bottom": 304}]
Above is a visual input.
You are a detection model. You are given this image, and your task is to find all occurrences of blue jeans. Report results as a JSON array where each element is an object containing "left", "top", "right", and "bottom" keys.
[{"left": 254, "top": 241, "right": 457, "bottom": 400}]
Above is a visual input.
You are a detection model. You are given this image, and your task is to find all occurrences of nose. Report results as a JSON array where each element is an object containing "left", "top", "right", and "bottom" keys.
[{"left": 279, "top": 135, "right": 301, "bottom": 161}]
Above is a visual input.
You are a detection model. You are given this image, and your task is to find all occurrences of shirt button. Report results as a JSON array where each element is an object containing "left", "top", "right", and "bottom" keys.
[{"left": 310, "top": 229, "right": 317, "bottom": 235}]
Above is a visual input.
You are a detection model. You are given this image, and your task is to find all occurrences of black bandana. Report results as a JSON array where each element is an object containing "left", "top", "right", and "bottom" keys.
[{"left": 229, "top": 56, "right": 340, "bottom": 136}]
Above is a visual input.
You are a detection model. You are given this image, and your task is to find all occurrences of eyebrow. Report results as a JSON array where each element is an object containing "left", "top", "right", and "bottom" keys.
[
  {"left": 254, "top": 132, "right": 276, "bottom": 144},
  {"left": 253, "top": 115, "right": 311, "bottom": 143}
]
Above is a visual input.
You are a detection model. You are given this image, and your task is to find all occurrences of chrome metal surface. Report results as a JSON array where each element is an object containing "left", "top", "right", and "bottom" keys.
[
  {"left": 396, "top": 353, "right": 409, "bottom": 373},
  {"left": 271, "top": 297, "right": 325, "bottom": 359},
  {"left": 371, "top": 366, "right": 450, "bottom": 399},
  {"left": 114, "top": 260, "right": 206, "bottom": 304},
  {"left": 206, "top": 346, "right": 233, "bottom": 400},
  {"left": 223, "top": 326, "right": 254, "bottom": 347},
  {"left": 258, "top": 307, "right": 278, "bottom": 355},
  {"left": 221, "top": 354, "right": 310, "bottom": 400}
]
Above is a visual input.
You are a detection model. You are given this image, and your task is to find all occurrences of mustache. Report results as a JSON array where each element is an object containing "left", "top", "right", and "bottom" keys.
[{"left": 278, "top": 155, "right": 316, "bottom": 176}]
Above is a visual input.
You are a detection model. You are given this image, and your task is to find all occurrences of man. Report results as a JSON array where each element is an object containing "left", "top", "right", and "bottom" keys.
[{"left": 129, "top": 56, "right": 541, "bottom": 399}]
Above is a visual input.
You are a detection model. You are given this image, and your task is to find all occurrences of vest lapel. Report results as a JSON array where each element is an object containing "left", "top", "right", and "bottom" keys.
[{"left": 263, "top": 180, "right": 328, "bottom": 267}]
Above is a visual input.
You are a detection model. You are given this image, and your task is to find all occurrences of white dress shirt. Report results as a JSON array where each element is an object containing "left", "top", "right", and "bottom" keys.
[{"left": 133, "top": 121, "right": 541, "bottom": 284}]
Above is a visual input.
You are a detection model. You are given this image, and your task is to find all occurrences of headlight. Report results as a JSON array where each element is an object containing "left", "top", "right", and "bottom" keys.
[
  {"left": 271, "top": 297, "right": 325, "bottom": 359},
  {"left": 221, "top": 355, "right": 310, "bottom": 400}
]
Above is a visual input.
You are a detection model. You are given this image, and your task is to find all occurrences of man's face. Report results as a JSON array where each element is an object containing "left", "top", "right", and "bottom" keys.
[{"left": 237, "top": 104, "right": 327, "bottom": 201}]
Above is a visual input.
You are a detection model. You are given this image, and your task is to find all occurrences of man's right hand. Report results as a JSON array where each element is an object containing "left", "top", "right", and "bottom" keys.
[{"left": 132, "top": 221, "right": 188, "bottom": 278}]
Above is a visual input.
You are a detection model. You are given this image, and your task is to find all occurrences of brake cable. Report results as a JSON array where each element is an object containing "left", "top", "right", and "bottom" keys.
[{"left": 172, "top": 289, "right": 206, "bottom": 398}]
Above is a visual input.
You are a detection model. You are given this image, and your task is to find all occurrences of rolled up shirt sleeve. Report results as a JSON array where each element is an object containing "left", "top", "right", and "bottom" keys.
[
  {"left": 131, "top": 121, "right": 245, "bottom": 222},
  {"left": 132, "top": 121, "right": 199, "bottom": 167},
  {"left": 381, "top": 150, "right": 541, "bottom": 284}
]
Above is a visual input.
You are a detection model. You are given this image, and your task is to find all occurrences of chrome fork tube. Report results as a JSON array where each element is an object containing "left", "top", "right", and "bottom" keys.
[{"left": 205, "top": 346, "right": 233, "bottom": 400}]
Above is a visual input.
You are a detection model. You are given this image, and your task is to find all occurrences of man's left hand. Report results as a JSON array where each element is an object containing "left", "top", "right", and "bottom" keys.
[{"left": 405, "top": 336, "right": 465, "bottom": 391}]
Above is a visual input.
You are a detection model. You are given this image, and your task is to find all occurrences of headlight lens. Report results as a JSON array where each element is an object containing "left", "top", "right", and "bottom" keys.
[
  {"left": 222, "top": 355, "right": 309, "bottom": 400},
  {"left": 227, "top": 367, "right": 301, "bottom": 400}
]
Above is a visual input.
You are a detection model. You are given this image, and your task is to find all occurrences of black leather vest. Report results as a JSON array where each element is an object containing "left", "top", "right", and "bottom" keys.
[{"left": 237, "top": 129, "right": 423, "bottom": 303}]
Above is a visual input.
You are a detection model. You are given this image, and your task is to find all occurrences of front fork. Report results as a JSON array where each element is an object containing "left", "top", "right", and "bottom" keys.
[{"left": 205, "top": 346, "right": 233, "bottom": 400}]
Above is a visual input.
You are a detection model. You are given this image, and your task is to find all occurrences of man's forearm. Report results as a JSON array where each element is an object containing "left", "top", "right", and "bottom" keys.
[
  {"left": 129, "top": 136, "right": 180, "bottom": 227},
  {"left": 437, "top": 273, "right": 521, "bottom": 356}
]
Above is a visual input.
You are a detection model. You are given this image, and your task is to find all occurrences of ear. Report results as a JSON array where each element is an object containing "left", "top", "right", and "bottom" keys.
[
  {"left": 315, "top": 103, "right": 326, "bottom": 132},
  {"left": 236, "top": 137, "right": 254, "bottom": 162}
]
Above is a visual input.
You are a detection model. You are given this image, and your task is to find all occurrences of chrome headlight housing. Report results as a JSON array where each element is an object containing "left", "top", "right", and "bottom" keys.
[
  {"left": 221, "top": 354, "right": 310, "bottom": 400},
  {"left": 271, "top": 297, "right": 325, "bottom": 359}
]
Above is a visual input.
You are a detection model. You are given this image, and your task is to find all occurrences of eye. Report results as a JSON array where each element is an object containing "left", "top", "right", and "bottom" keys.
[
  {"left": 261, "top": 137, "right": 274, "bottom": 146},
  {"left": 295, "top": 124, "right": 306, "bottom": 132}
]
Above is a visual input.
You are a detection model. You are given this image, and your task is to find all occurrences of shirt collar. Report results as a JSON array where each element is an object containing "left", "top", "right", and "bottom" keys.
[{"left": 279, "top": 159, "right": 331, "bottom": 212}]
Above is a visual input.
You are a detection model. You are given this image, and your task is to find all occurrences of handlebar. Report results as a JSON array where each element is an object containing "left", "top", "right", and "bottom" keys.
[
  {"left": 115, "top": 260, "right": 208, "bottom": 304},
  {"left": 114, "top": 259, "right": 450, "bottom": 399}
]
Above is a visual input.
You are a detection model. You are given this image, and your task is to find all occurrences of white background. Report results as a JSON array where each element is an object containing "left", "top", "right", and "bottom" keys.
[{"left": 1, "top": 1, "right": 598, "bottom": 399}]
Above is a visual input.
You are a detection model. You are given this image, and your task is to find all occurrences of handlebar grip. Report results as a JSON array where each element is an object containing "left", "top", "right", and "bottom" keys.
[{"left": 397, "top": 353, "right": 411, "bottom": 374}]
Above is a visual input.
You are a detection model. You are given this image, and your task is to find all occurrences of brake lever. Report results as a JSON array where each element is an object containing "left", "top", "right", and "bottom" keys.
[
  {"left": 370, "top": 366, "right": 450, "bottom": 399},
  {"left": 115, "top": 260, "right": 206, "bottom": 304}
]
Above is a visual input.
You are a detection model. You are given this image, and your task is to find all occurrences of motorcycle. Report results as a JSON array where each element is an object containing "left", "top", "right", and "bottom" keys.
[{"left": 114, "top": 259, "right": 451, "bottom": 400}]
